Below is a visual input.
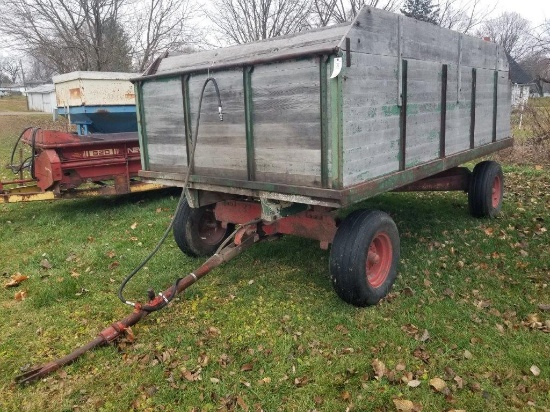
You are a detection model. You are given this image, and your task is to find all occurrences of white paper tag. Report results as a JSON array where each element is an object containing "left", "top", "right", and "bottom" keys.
[{"left": 330, "top": 57, "right": 343, "bottom": 79}]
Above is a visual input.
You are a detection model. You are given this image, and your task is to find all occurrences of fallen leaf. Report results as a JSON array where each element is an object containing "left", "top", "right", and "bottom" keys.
[
  {"left": 538, "top": 304, "right": 550, "bottom": 312},
  {"left": 236, "top": 396, "right": 248, "bottom": 411},
  {"left": 340, "top": 391, "right": 351, "bottom": 401},
  {"left": 240, "top": 363, "right": 253, "bottom": 372},
  {"left": 294, "top": 376, "right": 308, "bottom": 387},
  {"left": 393, "top": 398, "right": 421, "bottom": 412},
  {"left": 429, "top": 377, "right": 447, "bottom": 392},
  {"left": 419, "top": 329, "right": 430, "bottom": 342},
  {"left": 4, "top": 273, "right": 29, "bottom": 288},
  {"left": 40, "top": 259, "right": 52, "bottom": 269},
  {"left": 106, "top": 251, "right": 116, "bottom": 258},
  {"left": 407, "top": 379, "right": 421, "bottom": 388},
  {"left": 453, "top": 375, "right": 464, "bottom": 389},
  {"left": 14, "top": 290, "right": 28, "bottom": 301},
  {"left": 108, "top": 261, "right": 120, "bottom": 270},
  {"left": 70, "top": 271, "right": 80, "bottom": 278},
  {"left": 372, "top": 358, "right": 386, "bottom": 380},
  {"left": 463, "top": 350, "right": 473, "bottom": 359},
  {"left": 130, "top": 222, "right": 138, "bottom": 230},
  {"left": 210, "top": 377, "right": 220, "bottom": 383},
  {"left": 535, "top": 165, "right": 543, "bottom": 170},
  {"left": 530, "top": 365, "right": 541, "bottom": 376}
]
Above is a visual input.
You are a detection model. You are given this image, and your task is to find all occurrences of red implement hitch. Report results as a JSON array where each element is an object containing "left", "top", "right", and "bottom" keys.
[{"left": 15, "top": 230, "right": 265, "bottom": 385}]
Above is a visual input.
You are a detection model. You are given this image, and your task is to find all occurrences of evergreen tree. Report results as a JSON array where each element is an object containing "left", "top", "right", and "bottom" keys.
[{"left": 400, "top": 0, "right": 440, "bottom": 25}]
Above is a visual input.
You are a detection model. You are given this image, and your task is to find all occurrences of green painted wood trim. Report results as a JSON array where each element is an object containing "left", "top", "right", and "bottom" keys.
[
  {"left": 182, "top": 75, "right": 192, "bottom": 166},
  {"left": 329, "top": 55, "right": 343, "bottom": 189},
  {"left": 243, "top": 66, "right": 256, "bottom": 181},
  {"left": 135, "top": 81, "right": 149, "bottom": 170},
  {"left": 319, "top": 56, "right": 329, "bottom": 188},
  {"left": 341, "top": 138, "right": 514, "bottom": 207},
  {"left": 141, "top": 138, "right": 513, "bottom": 208},
  {"left": 470, "top": 68, "right": 476, "bottom": 149},
  {"left": 399, "top": 59, "right": 408, "bottom": 171},
  {"left": 492, "top": 70, "right": 498, "bottom": 142}
]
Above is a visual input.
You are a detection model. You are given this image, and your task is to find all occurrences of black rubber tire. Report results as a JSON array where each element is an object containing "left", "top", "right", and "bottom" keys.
[
  {"left": 329, "top": 210, "right": 400, "bottom": 307},
  {"left": 173, "top": 199, "right": 231, "bottom": 257},
  {"left": 468, "top": 161, "right": 504, "bottom": 218}
]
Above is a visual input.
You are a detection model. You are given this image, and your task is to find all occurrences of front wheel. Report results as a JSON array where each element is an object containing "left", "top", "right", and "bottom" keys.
[
  {"left": 329, "top": 210, "right": 400, "bottom": 306},
  {"left": 173, "top": 199, "right": 231, "bottom": 257}
]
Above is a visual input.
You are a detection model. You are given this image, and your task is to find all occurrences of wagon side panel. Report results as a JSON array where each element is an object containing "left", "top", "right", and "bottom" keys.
[
  {"left": 341, "top": 53, "right": 401, "bottom": 186},
  {"left": 252, "top": 58, "right": 323, "bottom": 187},
  {"left": 142, "top": 78, "right": 187, "bottom": 173},
  {"left": 188, "top": 70, "right": 248, "bottom": 180},
  {"left": 445, "top": 65, "right": 473, "bottom": 155},
  {"left": 405, "top": 60, "right": 443, "bottom": 168}
]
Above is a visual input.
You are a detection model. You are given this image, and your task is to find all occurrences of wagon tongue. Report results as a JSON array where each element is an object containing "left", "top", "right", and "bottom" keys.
[{"left": 15, "top": 229, "right": 265, "bottom": 385}]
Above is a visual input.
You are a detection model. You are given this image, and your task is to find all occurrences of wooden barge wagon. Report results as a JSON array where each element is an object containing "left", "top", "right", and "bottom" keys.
[{"left": 134, "top": 7, "right": 512, "bottom": 306}]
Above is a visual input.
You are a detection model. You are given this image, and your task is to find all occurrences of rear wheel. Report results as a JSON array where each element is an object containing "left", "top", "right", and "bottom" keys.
[
  {"left": 173, "top": 199, "right": 230, "bottom": 257},
  {"left": 468, "top": 161, "right": 504, "bottom": 218},
  {"left": 329, "top": 210, "right": 400, "bottom": 306}
]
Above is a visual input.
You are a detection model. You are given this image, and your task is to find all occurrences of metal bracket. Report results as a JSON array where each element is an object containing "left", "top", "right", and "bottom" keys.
[{"left": 260, "top": 198, "right": 308, "bottom": 222}]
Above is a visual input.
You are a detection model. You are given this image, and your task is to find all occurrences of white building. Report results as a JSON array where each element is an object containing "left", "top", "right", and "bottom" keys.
[{"left": 26, "top": 84, "right": 56, "bottom": 113}]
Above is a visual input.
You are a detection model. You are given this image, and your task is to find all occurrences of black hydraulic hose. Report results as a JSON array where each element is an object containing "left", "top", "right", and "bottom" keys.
[
  {"left": 9, "top": 127, "right": 36, "bottom": 175},
  {"left": 117, "top": 77, "right": 224, "bottom": 311}
]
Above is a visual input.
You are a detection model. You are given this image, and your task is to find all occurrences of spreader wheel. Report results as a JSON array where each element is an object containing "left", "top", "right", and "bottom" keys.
[
  {"left": 173, "top": 199, "right": 231, "bottom": 257},
  {"left": 468, "top": 161, "right": 504, "bottom": 218},
  {"left": 329, "top": 210, "right": 400, "bottom": 307}
]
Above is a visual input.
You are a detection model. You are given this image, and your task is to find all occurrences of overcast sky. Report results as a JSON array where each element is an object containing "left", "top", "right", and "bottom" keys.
[
  {"left": 1, "top": 0, "right": 549, "bottom": 59},
  {"left": 493, "top": 0, "right": 549, "bottom": 26}
]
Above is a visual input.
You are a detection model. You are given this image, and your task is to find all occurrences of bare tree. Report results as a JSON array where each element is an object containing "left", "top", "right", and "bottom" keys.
[
  {"left": 437, "top": 0, "right": 494, "bottom": 34},
  {"left": 128, "top": 0, "right": 201, "bottom": 71},
  {"left": 309, "top": 0, "right": 400, "bottom": 27},
  {"left": 476, "top": 12, "right": 535, "bottom": 60},
  {"left": 0, "top": 0, "right": 132, "bottom": 73},
  {"left": 0, "top": 59, "right": 22, "bottom": 83},
  {"left": 208, "top": 0, "right": 312, "bottom": 44}
]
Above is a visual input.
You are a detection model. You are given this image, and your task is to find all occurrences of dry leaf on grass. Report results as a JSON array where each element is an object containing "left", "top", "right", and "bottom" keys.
[
  {"left": 40, "top": 259, "right": 52, "bottom": 269},
  {"left": 4, "top": 273, "right": 28, "bottom": 288},
  {"left": 429, "top": 377, "right": 447, "bottom": 392},
  {"left": 393, "top": 398, "right": 422, "bottom": 412},
  {"left": 372, "top": 358, "right": 386, "bottom": 380},
  {"left": 130, "top": 222, "right": 138, "bottom": 230},
  {"left": 407, "top": 379, "right": 422, "bottom": 388},
  {"left": 530, "top": 365, "right": 541, "bottom": 376},
  {"left": 14, "top": 290, "right": 28, "bottom": 300}
]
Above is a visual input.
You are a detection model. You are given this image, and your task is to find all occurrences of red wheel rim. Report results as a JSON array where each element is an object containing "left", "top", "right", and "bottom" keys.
[
  {"left": 491, "top": 175, "right": 502, "bottom": 209},
  {"left": 366, "top": 232, "right": 393, "bottom": 288},
  {"left": 198, "top": 209, "right": 226, "bottom": 245}
]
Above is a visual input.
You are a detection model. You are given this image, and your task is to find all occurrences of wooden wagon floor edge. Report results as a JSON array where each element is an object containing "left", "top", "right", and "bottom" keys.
[{"left": 139, "top": 138, "right": 513, "bottom": 208}]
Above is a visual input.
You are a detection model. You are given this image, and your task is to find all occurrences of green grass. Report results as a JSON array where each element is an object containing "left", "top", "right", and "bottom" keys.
[
  {"left": 1, "top": 114, "right": 549, "bottom": 411},
  {"left": 0, "top": 95, "right": 29, "bottom": 112}
]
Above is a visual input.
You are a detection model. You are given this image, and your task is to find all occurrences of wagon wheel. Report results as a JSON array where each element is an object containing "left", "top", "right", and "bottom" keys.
[
  {"left": 329, "top": 210, "right": 400, "bottom": 306},
  {"left": 468, "top": 161, "right": 504, "bottom": 218},
  {"left": 173, "top": 199, "right": 231, "bottom": 257}
]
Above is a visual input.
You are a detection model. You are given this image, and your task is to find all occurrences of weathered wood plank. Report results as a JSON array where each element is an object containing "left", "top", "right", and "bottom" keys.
[
  {"left": 252, "top": 58, "right": 322, "bottom": 187},
  {"left": 187, "top": 70, "right": 248, "bottom": 179},
  {"left": 158, "top": 25, "right": 347, "bottom": 74},
  {"left": 405, "top": 60, "right": 441, "bottom": 167},
  {"left": 142, "top": 78, "right": 187, "bottom": 168}
]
